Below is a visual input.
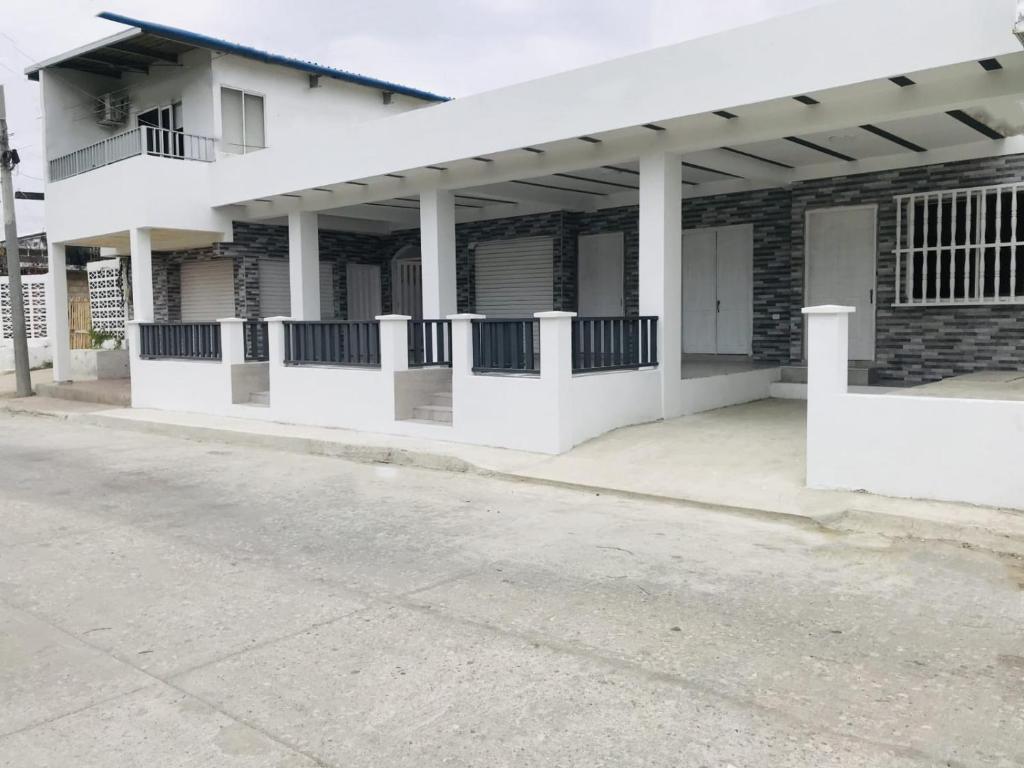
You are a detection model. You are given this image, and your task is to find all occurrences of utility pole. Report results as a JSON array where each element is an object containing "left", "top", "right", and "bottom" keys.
[{"left": 0, "top": 85, "right": 33, "bottom": 397}]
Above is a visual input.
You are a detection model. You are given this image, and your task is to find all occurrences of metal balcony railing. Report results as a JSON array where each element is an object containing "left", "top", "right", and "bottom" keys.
[{"left": 49, "top": 126, "right": 215, "bottom": 182}]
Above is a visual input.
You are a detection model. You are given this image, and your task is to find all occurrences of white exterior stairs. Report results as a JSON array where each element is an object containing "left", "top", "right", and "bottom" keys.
[
  {"left": 411, "top": 391, "right": 453, "bottom": 424},
  {"left": 248, "top": 390, "right": 270, "bottom": 407}
]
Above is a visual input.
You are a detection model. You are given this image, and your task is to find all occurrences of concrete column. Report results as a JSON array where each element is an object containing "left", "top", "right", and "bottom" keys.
[
  {"left": 288, "top": 212, "right": 320, "bottom": 320},
  {"left": 376, "top": 314, "right": 411, "bottom": 374},
  {"left": 420, "top": 189, "right": 457, "bottom": 319},
  {"left": 46, "top": 241, "right": 72, "bottom": 382},
  {"left": 218, "top": 318, "right": 246, "bottom": 365},
  {"left": 638, "top": 151, "right": 682, "bottom": 417},
  {"left": 802, "top": 305, "right": 855, "bottom": 487},
  {"left": 536, "top": 310, "right": 575, "bottom": 453},
  {"left": 129, "top": 227, "right": 154, "bottom": 322}
]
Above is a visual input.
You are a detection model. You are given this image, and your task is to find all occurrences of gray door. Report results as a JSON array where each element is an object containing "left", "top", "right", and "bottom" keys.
[{"left": 578, "top": 232, "right": 624, "bottom": 316}]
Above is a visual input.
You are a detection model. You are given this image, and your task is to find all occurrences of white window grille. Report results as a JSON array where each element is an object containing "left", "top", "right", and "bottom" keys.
[
  {"left": 87, "top": 259, "right": 127, "bottom": 339},
  {"left": 895, "top": 182, "right": 1024, "bottom": 306}
]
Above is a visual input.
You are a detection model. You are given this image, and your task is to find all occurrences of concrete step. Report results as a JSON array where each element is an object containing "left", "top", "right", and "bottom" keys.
[
  {"left": 411, "top": 404, "right": 453, "bottom": 425},
  {"left": 34, "top": 379, "right": 132, "bottom": 407},
  {"left": 249, "top": 391, "right": 270, "bottom": 406},
  {"left": 780, "top": 365, "right": 876, "bottom": 386},
  {"left": 428, "top": 391, "right": 452, "bottom": 407}
]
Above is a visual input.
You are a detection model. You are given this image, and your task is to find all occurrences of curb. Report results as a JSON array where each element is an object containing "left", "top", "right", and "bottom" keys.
[{"left": 4, "top": 400, "right": 1023, "bottom": 558}]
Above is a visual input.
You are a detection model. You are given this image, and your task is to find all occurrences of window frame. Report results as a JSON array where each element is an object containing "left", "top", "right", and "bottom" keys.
[{"left": 219, "top": 86, "right": 267, "bottom": 155}]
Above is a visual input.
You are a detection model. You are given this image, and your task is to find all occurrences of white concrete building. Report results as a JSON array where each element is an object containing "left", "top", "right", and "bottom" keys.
[{"left": 26, "top": 2, "right": 1024, "bottom": 507}]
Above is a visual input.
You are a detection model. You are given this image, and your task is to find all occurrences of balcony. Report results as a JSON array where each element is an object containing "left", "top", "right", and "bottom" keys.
[{"left": 49, "top": 126, "right": 215, "bottom": 182}]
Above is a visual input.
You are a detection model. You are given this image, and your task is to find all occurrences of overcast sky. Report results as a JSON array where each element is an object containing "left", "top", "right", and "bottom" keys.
[{"left": 0, "top": 0, "right": 831, "bottom": 235}]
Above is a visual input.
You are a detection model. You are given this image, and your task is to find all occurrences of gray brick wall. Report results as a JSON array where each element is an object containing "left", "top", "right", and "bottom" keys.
[{"left": 790, "top": 154, "right": 1024, "bottom": 384}]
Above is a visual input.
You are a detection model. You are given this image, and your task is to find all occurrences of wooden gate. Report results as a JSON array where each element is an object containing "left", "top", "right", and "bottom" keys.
[{"left": 69, "top": 297, "right": 92, "bottom": 349}]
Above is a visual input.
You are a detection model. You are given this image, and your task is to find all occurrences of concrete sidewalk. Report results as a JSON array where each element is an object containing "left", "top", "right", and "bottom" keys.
[{"left": 3, "top": 393, "right": 1023, "bottom": 556}]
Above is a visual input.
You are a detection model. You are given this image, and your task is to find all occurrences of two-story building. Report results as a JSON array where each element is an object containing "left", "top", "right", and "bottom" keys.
[{"left": 24, "top": 1, "right": 1024, "bottom": 508}]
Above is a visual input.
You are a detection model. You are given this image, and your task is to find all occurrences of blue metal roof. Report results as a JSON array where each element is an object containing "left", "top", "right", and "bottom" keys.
[{"left": 96, "top": 11, "right": 450, "bottom": 103}]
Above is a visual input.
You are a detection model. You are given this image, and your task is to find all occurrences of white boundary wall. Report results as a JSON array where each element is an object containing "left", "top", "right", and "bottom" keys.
[{"left": 804, "top": 306, "right": 1024, "bottom": 510}]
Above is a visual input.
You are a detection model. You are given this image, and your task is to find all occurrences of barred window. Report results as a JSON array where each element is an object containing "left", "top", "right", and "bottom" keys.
[{"left": 895, "top": 183, "right": 1024, "bottom": 306}]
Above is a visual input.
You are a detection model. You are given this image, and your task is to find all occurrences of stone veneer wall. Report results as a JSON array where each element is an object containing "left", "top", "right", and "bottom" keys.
[{"left": 790, "top": 154, "right": 1024, "bottom": 384}]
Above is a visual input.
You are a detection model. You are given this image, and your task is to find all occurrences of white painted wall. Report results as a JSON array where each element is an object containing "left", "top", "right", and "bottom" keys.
[{"left": 804, "top": 307, "right": 1024, "bottom": 510}]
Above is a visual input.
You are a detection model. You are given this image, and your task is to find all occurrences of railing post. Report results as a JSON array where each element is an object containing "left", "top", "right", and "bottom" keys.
[
  {"left": 377, "top": 314, "right": 411, "bottom": 374},
  {"left": 802, "top": 305, "right": 855, "bottom": 488},
  {"left": 218, "top": 318, "right": 246, "bottom": 365},
  {"left": 265, "top": 317, "right": 288, "bottom": 368},
  {"left": 536, "top": 311, "right": 575, "bottom": 452},
  {"left": 449, "top": 313, "right": 484, "bottom": 377}
]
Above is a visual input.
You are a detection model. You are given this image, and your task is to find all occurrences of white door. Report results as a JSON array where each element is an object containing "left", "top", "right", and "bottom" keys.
[
  {"left": 346, "top": 263, "right": 382, "bottom": 320},
  {"left": 259, "top": 259, "right": 335, "bottom": 319},
  {"left": 682, "top": 225, "right": 753, "bottom": 355},
  {"left": 180, "top": 260, "right": 234, "bottom": 322},
  {"left": 714, "top": 225, "right": 753, "bottom": 355},
  {"left": 474, "top": 236, "right": 553, "bottom": 318},
  {"left": 681, "top": 228, "right": 718, "bottom": 354},
  {"left": 806, "top": 206, "right": 876, "bottom": 361},
  {"left": 578, "top": 232, "right": 624, "bottom": 316},
  {"left": 392, "top": 253, "right": 423, "bottom": 319}
]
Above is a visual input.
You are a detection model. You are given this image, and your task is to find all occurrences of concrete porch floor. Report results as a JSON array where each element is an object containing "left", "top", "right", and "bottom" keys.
[{"left": 902, "top": 370, "right": 1024, "bottom": 400}]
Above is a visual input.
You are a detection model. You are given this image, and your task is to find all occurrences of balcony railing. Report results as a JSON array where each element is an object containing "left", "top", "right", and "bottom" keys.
[
  {"left": 572, "top": 316, "right": 658, "bottom": 373},
  {"left": 138, "top": 323, "right": 222, "bottom": 361},
  {"left": 408, "top": 319, "right": 452, "bottom": 367},
  {"left": 49, "top": 126, "right": 215, "bottom": 182},
  {"left": 244, "top": 321, "right": 269, "bottom": 362},
  {"left": 471, "top": 319, "right": 540, "bottom": 374},
  {"left": 283, "top": 321, "right": 381, "bottom": 367}
]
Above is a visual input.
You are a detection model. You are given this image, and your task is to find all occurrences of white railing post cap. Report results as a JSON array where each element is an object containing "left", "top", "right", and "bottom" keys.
[
  {"left": 216, "top": 317, "right": 246, "bottom": 324},
  {"left": 533, "top": 310, "right": 577, "bottom": 319},
  {"left": 375, "top": 314, "right": 412, "bottom": 321},
  {"left": 262, "top": 316, "right": 291, "bottom": 322},
  {"left": 447, "top": 313, "right": 485, "bottom": 320},
  {"left": 801, "top": 305, "right": 856, "bottom": 315}
]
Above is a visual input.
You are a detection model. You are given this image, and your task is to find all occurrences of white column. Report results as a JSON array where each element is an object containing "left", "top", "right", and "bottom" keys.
[
  {"left": 129, "top": 227, "right": 154, "bottom": 322},
  {"left": 802, "top": 305, "right": 855, "bottom": 487},
  {"left": 376, "top": 314, "right": 410, "bottom": 374},
  {"left": 638, "top": 151, "right": 682, "bottom": 417},
  {"left": 46, "top": 241, "right": 72, "bottom": 382},
  {"left": 288, "top": 211, "right": 320, "bottom": 320},
  {"left": 218, "top": 318, "right": 246, "bottom": 365},
  {"left": 420, "top": 189, "right": 457, "bottom": 318},
  {"left": 536, "top": 310, "right": 575, "bottom": 453}
]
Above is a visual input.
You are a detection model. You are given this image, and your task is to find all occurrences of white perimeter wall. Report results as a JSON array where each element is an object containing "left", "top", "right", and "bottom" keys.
[{"left": 804, "top": 307, "right": 1024, "bottom": 510}]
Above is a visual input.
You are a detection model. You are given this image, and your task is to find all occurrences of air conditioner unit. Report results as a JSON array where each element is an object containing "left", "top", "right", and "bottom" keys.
[{"left": 95, "top": 92, "right": 129, "bottom": 127}]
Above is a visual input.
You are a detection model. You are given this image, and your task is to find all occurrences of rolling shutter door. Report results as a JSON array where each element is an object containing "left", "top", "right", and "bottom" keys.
[
  {"left": 474, "top": 237, "right": 554, "bottom": 318},
  {"left": 180, "top": 260, "right": 235, "bottom": 321},
  {"left": 257, "top": 259, "right": 335, "bottom": 319},
  {"left": 259, "top": 259, "right": 290, "bottom": 318}
]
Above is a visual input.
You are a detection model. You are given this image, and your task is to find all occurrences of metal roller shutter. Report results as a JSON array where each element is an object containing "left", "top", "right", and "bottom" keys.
[
  {"left": 180, "top": 260, "right": 235, "bottom": 321},
  {"left": 259, "top": 259, "right": 290, "bottom": 318},
  {"left": 474, "top": 237, "right": 554, "bottom": 318},
  {"left": 257, "top": 259, "right": 335, "bottom": 319}
]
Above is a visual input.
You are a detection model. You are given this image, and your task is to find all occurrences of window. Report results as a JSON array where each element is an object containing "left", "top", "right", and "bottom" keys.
[
  {"left": 896, "top": 183, "right": 1024, "bottom": 305},
  {"left": 220, "top": 87, "right": 265, "bottom": 154}
]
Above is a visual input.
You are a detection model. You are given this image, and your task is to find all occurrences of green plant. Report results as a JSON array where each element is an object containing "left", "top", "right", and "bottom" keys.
[{"left": 88, "top": 327, "right": 123, "bottom": 350}]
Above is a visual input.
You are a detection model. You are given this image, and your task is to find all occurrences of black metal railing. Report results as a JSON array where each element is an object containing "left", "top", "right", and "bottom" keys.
[
  {"left": 283, "top": 321, "right": 381, "bottom": 367},
  {"left": 572, "top": 316, "right": 658, "bottom": 373},
  {"left": 471, "top": 319, "right": 540, "bottom": 374},
  {"left": 408, "top": 319, "right": 452, "bottom": 368},
  {"left": 138, "top": 323, "right": 222, "bottom": 361},
  {"left": 244, "top": 321, "right": 269, "bottom": 362}
]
